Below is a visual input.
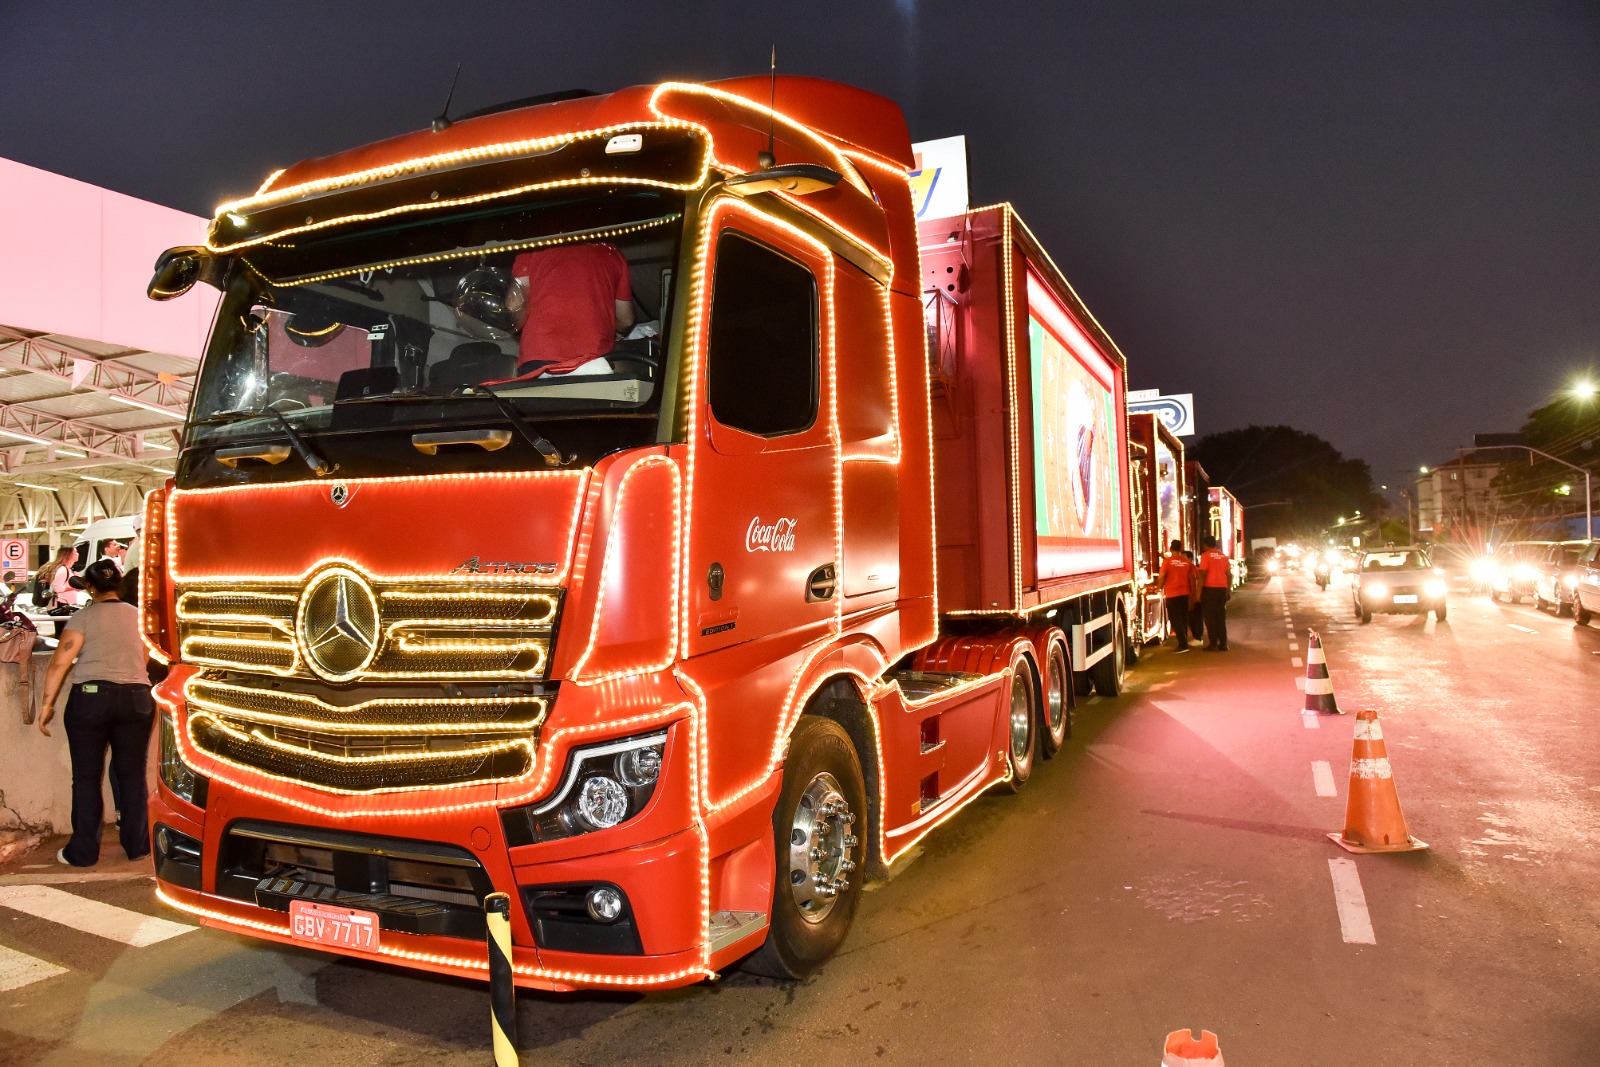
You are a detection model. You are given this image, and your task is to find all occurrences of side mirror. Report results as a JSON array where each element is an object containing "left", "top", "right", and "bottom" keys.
[
  {"left": 722, "top": 163, "right": 843, "bottom": 198},
  {"left": 147, "top": 246, "right": 229, "bottom": 301}
]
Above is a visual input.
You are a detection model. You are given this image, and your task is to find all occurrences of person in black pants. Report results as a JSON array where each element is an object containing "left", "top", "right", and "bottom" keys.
[
  {"left": 36, "top": 560, "right": 153, "bottom": 867},
  {"left": 1198, "top": 536, "right": 1232, "bottom": 651}
]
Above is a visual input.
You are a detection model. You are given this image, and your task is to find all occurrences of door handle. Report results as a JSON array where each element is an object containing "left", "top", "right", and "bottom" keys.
[{"left": 806, "top": 563, "right": 837, "bottom": 603}]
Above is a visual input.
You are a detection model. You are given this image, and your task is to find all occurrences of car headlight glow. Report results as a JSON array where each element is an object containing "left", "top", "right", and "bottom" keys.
[
  {"left": 1267, "top": 560, "right": 1280, "bottom": 573},
  {"left": 1565, "top": 573, "right": 1579, "bottom": 589},
  {"left": 1364, "top": 581, "right": 1388, "bottom": 599},
  {"left": 1515, "top": 564, "right": 1538, "bottom": 580},
  {"left": 1470, "top": 560, "right": 1496, "bottom": 581},
  {"left": 1424, "top": 579, "right": 1448, "bottom": 598}
]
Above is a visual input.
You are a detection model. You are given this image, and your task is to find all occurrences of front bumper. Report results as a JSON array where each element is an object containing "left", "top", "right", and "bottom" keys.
[{"left": 149, "top": 680, "right": 718, "bottom": 992}]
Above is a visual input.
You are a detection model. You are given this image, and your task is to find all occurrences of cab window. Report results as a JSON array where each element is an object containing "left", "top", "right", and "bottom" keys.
[{"left": 705, "top": 232, "right": 818, "bottom": 437}]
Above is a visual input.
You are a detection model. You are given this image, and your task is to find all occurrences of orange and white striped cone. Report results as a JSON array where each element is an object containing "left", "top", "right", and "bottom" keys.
[
  {"left": 1302, "top": 629, "right": 1342, "bottom": 715},
  {"left": 1161, "top": 1029, "right": 1224, "bottom": 1066},
  {"left": 1329, "top": 709, "right": 1428, "bottom": 854}
]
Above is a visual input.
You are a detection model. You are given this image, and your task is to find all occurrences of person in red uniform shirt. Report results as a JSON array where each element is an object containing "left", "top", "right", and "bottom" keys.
[
  {"left": 1155, "top": 540, "right": 1196, "bottom": 651},
  {"left": 1199, "top": 536, "right": 1232, "bottom": 651},
  {"left": 510, "top": 242, "right": 634, "bottom": 375}
]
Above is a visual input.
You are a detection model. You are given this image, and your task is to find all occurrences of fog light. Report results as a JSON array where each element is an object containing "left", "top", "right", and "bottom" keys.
[
  {"left": 586, "top": 885, "right": 625, "bottom": 923},
  {"left": 1424, "top": 579, "right": 1448, "bottom": 598},
  {"left": 575, "top": 777, "right": 628, "bottom": 831}
]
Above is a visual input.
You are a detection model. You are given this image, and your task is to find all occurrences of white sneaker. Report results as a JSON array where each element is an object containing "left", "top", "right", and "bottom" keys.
[{"left": 55, "top": 848, "right": 71, "bottom": 866}]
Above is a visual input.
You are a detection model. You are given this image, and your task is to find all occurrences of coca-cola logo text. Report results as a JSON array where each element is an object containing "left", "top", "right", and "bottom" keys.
[{"left": 745, "top": 516, "right": 797, "bottom": 553}]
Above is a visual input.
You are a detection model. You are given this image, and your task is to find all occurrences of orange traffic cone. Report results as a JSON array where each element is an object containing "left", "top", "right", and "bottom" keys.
[
  {"left": 1301, "top": 629, "right": 1342, "bottom": 715},
  {"left": 1161, "top": 1029, "right": 1224, "bottom": 1066},
  {"left": 1329, "top": 709, "right": 1428, "bottom": 854}
]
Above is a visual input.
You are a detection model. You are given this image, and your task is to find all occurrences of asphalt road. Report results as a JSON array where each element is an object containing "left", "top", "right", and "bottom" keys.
[{"left": 2, "top": 575, "right": 1596, "bottom": 1065}]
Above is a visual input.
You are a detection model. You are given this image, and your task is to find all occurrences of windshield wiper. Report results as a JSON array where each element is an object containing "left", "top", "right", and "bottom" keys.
[
  {"left": 266, "top": 407, "right": 339, "bottom": 476},
  {"left": 456, "top": 385, "right": 568, "bottom": 467}
]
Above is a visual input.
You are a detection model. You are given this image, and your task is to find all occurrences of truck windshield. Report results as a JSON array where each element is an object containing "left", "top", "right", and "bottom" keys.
[{"left": 183, "top": 191, "right": 684, "bottom": 483}]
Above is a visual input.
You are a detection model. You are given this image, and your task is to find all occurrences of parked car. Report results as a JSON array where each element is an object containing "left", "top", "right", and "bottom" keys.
[
  {"left": 1574, "top": 542, "right": 1600, "bottom": 627},
  {"left": 1532, "top": 540, "right": 1591, "bottom": 615},
  {"left": 1352, "top": 546, "right": 1449, "bottom": 623},
  {"left": 1489, "top": 540, "right": 1555, "bottom": 604}
]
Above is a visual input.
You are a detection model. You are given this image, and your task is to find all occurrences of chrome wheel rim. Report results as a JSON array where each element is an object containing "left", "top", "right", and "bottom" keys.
[
  {"left": 1009, "top": 673, "right": 1032, "bottom": 760},
  {"left": 786, "top": 772, "right": 857, "bottom": 924}
]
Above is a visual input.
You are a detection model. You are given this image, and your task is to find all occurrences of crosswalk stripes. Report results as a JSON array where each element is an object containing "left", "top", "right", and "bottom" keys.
[
  {"left": 0, "top": 884, "right": 194, "bottom": 947},
  {"left": 0, "top": 881, "right": 197, "bottom": 992},
  {"left": 0, "top": 942, "right": 69, "bottom": 992}
]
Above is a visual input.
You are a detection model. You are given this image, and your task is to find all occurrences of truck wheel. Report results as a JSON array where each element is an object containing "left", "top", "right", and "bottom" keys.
[
  {"left": 1039, "top": 641, "right": 1071, "bottom": 758},
  {"left": 1091, "top": 613, "right": 1126, "bottom": 697},
  {"left": 745, "top": 716, "right": 867, "bottom": 980},
  {"left": 996, "top": 664, "right": 1039, "bottom": 792}
]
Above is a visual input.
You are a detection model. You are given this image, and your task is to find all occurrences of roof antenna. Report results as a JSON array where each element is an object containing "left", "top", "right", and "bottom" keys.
[
  {"left": 758, "top": 46, "right": 777, "bottom": 169},
  {"left": 431, "top": 63, "right": 462, "bottom": 133}
]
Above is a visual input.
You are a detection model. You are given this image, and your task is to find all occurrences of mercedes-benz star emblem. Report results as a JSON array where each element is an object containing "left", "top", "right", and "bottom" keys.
[
  {"left": 297, "top": 567, "right": 380, "bottom": 681},
  {"left": 330, "top": 483, "right": 351, "bottom": 507}
]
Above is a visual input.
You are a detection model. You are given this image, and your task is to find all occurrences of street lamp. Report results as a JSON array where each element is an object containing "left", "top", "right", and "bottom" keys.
[{"left": 1507, "top": 445, "right": 1593, "bottom": 539}]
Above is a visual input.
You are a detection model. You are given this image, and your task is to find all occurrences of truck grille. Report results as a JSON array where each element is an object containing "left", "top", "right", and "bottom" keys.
[
  {"left": 184, "top": 674, "right": 547, "bottom": 792},
  {"left": 176, "top": 577, "right": 560, "bottom": 682}
]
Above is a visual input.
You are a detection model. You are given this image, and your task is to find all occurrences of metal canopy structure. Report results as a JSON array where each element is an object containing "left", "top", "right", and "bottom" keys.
[{"left": 0, "top": 156, "right": 214, "bottom": 542}]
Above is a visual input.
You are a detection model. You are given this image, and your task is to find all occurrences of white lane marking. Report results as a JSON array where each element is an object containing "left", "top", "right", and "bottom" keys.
[
  {"left": 1312, "top": 760, "right": 1337, "bottom": 796},
  {"left": 0, "top": 943, "right": 68, "bottom": 992},
  {"left": 1295, "top": 677, "right": 1307, "bottom": 690},
  {"left": 1289, "top": 642, "right": 1300, "bottom": 651},
  {"left": 1292, "top": 657, "right": 1304, "bottom": 668},
  {"left": 0, "top": 885, "right": 194, "bottom": 947},
  {"left": 1302, "top": 713, "right": 1320, "bottom": 729},
  {"left": 1506, "top": 624, "right": 1538, "bottom": 634},
  {"left": 1328, "top": 858, "right": 1376, "bottom": 944}
]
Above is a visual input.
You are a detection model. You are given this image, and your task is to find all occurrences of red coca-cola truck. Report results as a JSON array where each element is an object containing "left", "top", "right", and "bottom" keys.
[{"left": 141, "top": 76, "right": 1135, "bottom": 991}]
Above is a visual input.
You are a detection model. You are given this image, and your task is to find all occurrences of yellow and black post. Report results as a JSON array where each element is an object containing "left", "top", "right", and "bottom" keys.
[{"left": 485, "top": 891, "right": 517, "bottom": 1066}]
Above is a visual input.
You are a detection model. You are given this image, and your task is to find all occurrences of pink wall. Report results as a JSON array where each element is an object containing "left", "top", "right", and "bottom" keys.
[{"left": 0, "top": 156, "right": 217, "bottom": 358}]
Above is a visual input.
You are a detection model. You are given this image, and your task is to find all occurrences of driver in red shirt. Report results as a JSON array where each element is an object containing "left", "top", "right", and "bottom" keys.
[{"left": 511, "top": 242, "right": 634, "bottom": 376}]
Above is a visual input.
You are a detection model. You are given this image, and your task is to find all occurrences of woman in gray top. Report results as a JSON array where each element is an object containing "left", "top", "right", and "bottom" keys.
[{"left": 37, "top": 559, "right": 153, "bottom": 867}]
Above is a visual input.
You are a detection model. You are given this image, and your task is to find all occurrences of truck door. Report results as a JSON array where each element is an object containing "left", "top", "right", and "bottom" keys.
[{"left": 686, "top": 217, "right": 840, "bottom": 657}]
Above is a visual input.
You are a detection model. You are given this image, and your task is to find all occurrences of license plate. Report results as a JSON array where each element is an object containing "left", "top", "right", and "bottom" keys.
[
  {"left": 1393, "top": 594, "right": 1418, "bottom": 604},
  {"left": 288, "top": 899, "right": 380, "bottom": 950}
]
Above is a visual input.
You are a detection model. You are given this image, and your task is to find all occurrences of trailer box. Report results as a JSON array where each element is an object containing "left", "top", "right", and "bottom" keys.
[{"left": 920, "top": 205, "right": 1133, "bottom": 616}]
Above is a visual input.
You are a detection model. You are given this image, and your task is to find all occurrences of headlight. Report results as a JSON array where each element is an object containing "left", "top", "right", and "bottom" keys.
[
  {"left": 1515, "top": 564, "right": 1538, "bottom": 580},
  {"left": 1363, "top": 581, "right": 1388, "bottom": 599},
  {"left": 1267, "top": 560, "right": 1280, "bottom": 573},
  {"left": 158, "top": 712, "right": 207, "bottom": 807},
  {"left": 1565, "top": 573, "right": 1579, "bottom": 589},
  {"left": 502, "top": 731, "right": 667, "bottom": 845},
  {"left": 1424, "top": 579, "right": 1448, "bottom": 598},
  {"left": 1470, "top": 560, "right": 1496, "bottom": 581}
]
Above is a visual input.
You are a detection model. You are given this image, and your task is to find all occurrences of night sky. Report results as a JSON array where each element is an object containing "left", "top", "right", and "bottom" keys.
[{"left": 4, "top": 2, "right": 1596, "bottom": 494}]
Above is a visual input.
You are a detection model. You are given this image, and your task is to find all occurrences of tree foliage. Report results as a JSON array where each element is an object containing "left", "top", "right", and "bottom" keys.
[
  {"left": 1190, "top": 425, "right": 1379, "bottom": 541},
  {"left": 1491, "top": 396, "right": 1600, "bottom": 535}
]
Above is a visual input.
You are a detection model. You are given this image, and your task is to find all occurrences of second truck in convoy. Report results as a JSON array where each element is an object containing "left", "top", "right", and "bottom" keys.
[{"left": 142, "top": 76, "right": 1165, "bottom": 991}]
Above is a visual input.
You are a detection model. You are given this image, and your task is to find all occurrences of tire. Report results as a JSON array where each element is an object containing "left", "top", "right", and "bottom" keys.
[
  {"left": 1359, "top": 604, "right": 1372, "bottom": 624},
  {"left": 1577, "top": 601, "right": 1593, "bottom": 627},
  {"left": 1091, "top": 613, "right": 1127, "bottom": 697},
  {"left": 1434, "top": 603, "right": 1447, "bottom": 622},
  {"left": 1534, "top": 594, "right": 1549, "bottom": 613},
  {"left": 996, "top": 661, "right": 1039, "bottom": 792},
  {"left": 1038, "top": 640, "right": 1071, "bottom": 759},
  {"left": 744, "top": 716, "right": 868, "bottom": 980}
]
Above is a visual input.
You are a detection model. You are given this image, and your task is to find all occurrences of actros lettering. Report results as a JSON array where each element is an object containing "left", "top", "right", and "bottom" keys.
[
  {"left": 745, "top": 517, "right": 798, "bottom": 553},
  {"left": 451, "top": 557, "right": 559, "bottom": 576}
]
